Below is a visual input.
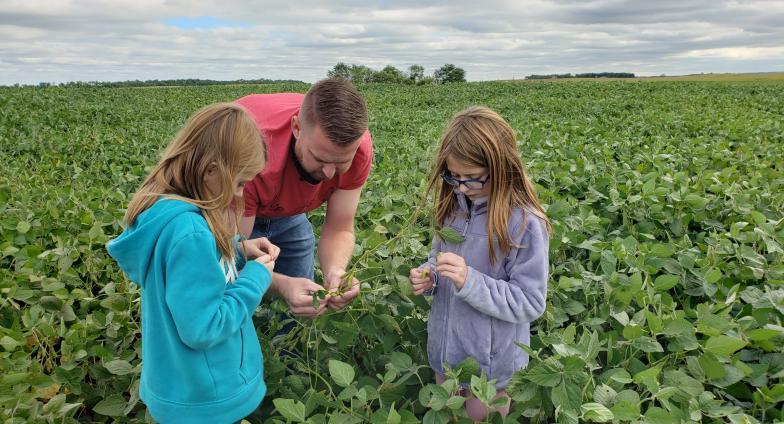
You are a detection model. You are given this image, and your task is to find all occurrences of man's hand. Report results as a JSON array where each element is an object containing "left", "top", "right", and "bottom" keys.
[
  {"left": 409, "top": 266, "right": 434, "bottom": 295},
  {"left": 324, "top": 269, "right": 360, "bottom": 310},
  {"left": 276, "top": 277, "right": 329, "bottom": 317},
  {"left": 241, "top": 237, "right": 280, "bottom": 260},
  {"left": 435, "top": 252, "right": 468, "bottom": 289}
]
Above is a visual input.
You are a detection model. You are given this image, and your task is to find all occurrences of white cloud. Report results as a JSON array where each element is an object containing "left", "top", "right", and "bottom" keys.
[
  {"left": 679, "top": 46, "right": 784, "bottom": 60},
  {"left": 0, "top": 0, "right": 782, "bottom": 84}
]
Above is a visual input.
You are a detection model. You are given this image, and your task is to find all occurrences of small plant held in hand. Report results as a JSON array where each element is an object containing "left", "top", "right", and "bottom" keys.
[
  {"left": 309, "top": 274, "right": 355, "bottom": 309},
  {"left": 435, "top": 226, "right": 466, "bottom": 244}
]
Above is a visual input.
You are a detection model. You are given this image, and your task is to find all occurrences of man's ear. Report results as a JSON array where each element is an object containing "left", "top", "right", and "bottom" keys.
[{"left": 291, "top": 115, "right": 301, "bottom": 140}]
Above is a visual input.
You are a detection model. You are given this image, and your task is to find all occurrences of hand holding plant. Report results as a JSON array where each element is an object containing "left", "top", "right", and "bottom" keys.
[
  {"left": 324, "top": 269, "right": 360, "bottom": 310},
  {"left": 409, "top": 266, "right": 434, "bottom": 295},
  {"left": 435, "top": 252, "right": 468, "bottom": 289},
  {"left": 241, "top": 237, "right": 280, "bottom": 261},
  {"left": 253, "top": 254, "right": 276, "bottom": 275}
]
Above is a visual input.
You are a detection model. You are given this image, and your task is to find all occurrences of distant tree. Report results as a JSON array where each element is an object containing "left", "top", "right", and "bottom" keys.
[
  {"left": 348, "top": 65, "right": 375, "bottom": 84},
  {"left": 408, "top": 64, "right": 425, "bottom": 84},
  {"left": 371, "top": 65, "right": 406, "bottom": 83},
  {"left": 433, "top": 64, "right": 466, "bottom": 84},
  {"left": 327, "top": 62, "right": 351, "bottom": 80}
]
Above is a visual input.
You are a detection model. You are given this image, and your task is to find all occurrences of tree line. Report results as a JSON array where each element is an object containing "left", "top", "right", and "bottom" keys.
[
  {"left": 525, "top": 72, "right": 635, "bottom": 80},
  {"left": 6, "top": 78, "right": 303, "bottom": 88},
  {"left": 327, "top": 63, "right": 466, "bottom": 84}
]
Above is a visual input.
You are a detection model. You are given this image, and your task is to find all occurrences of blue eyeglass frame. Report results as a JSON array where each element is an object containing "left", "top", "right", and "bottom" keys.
[{"left": 440, "top": 170, "right": 490, "bottom": 189}]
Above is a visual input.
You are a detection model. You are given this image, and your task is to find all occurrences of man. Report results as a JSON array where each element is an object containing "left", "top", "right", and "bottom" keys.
[{"left": 237, "top": 78, "right": 372, "bottom": 317}]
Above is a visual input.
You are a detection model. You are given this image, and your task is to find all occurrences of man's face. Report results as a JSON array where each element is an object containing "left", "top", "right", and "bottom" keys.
[{"left": 291, "top": 115, "right": 361, "bottom": 181}]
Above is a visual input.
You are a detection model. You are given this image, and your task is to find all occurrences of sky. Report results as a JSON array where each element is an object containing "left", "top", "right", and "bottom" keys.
[{"left": 1, "top": 0, "right": 783, "bottom": 85}]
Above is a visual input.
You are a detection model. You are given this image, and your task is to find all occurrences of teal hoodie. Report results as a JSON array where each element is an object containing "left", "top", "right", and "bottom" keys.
[{"left": 107, "top": 198, "right": 271, "bottom": 424}]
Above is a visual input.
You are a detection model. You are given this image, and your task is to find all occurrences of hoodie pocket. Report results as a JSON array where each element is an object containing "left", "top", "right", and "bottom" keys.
[
  {"left": 239, "top": 323, "right": 262, "bottom": 383},
  {"left": 239, "top": 328, "right": 246, "bottom": 381}
]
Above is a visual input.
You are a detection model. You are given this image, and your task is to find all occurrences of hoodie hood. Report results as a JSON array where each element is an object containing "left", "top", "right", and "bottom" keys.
[{"left": 107, "top": 198, "right": 200, "bottom": 287}]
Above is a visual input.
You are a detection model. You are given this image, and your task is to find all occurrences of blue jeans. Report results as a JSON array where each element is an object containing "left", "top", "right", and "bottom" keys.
[
  {"left": 250, "top": 213, "right": 315, "bottom": 281},
  {"left": 251, "top": 214, "right": 315, "bottom": 336}
]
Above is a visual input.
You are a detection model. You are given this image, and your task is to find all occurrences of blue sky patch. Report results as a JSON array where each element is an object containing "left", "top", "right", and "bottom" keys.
[{"left": 163, "top": 16, "right": 250, "bottom": 29}]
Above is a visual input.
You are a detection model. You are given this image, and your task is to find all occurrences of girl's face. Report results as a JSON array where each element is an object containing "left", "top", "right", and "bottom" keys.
[
  {"left": 234, "top": 178, "right": 250, "bottom": 198},
  {"left": 444, "top": 155, "right": 490, "bottom": 200},
  {"left": 204, "top": 164, "right": 253, "bottom": 200}
]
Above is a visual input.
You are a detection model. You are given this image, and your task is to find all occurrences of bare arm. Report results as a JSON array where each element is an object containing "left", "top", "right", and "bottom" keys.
[
  {"left": 320, "top": 188, "right": 362, "bottom": 309},
  {"left": 319, "top": 188, "right": 361, "bottom": 276}
]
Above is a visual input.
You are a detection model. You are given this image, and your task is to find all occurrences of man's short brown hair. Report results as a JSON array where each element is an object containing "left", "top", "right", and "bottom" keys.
[{"left": 300, "top": 78, "right": 368, "bottom": 146}]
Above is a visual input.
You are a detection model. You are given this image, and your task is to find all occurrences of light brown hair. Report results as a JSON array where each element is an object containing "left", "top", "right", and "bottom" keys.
[
  {"left": 124, "top": 103, "right": 266, "bottom": 258},
  {"left": 299, "top": 78, "right": 368, "bottom": 145},
  {"left": 427, "top": 106, "right": 551, "bottom": 263}
]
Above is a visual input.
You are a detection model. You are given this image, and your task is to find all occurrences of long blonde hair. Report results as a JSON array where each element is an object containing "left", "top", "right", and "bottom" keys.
[
  {"left": 125, "top": 103, "right": 266, "bottom": 258},
  {"left": 427, "top": 106, "right": 551, "bottom": 263}
]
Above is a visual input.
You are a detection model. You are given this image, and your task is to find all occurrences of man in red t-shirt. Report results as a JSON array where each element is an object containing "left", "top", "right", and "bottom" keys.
[{"left": 237, "top": 78, "right": 372, "bottom": 317}]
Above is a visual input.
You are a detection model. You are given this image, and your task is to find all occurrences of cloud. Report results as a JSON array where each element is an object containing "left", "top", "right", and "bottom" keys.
[{"left": 0, "top": 0, "right": 782, "bottom": 84}]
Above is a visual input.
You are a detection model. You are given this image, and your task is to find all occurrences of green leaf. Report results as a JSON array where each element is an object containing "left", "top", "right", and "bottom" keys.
[
  {"left": 387, "top": 405, "right": 401, "bottom": 424},
  {"left": 445, "top": 396, "right": 465, "bottom": 410},
  {"left": 610, "top": 391, "right": 640, "bottom": 421},
  {"left": 328, "top": 360, "right": 355, "bottom": 388},
  {"left": 436, "top": 227, "right": 465, "bottom": 244},
  {"left": 552, "top": 380, "right": 581, "bottom": 411},
  {"left": 93, "top": 395, "right": 128, "bottom": 417},
  {"left": 705, "top": 268, "right": 722, "bottom": 283},
  {"left": 704, "top": 335, "right": 747, "bottom": 357},
  {"left": 39, "top": 295, "right": 63, "bottom": 311},
  {"left": 644, "top": 406, "right": 672, "bottom": 424},
  {"left": 633, "top": 366, "right": 661, "bottom": 392},
  {"left": 654, "top": 274, "right": 679, "bottom": 291},
  {"left": 104, "top": 359, "right": 134, "bottom": 376},
  {"left": 427, "top": 385, "right": 449, "bottom": 410},
  {"left": 632, "top": 336, "right": 663, "bottom": 353},
  {"left": 581, "top": 402, "right": 614, "bottom": 422},
  {"left": 699, "top": 353, "right": 727, "bottom": 380},
  {"left": 593, "top": 384, "right": 617, "bottom": 406},
  {"left": 746, "top": 328, "right": 780, "bottom": 341},
  {"left": 422, "top": 409, "right": 450, "bottom": 424},
  {"left": 389, "top": 352, "right": 413, "bottom": 371},
  {"left": 16, "top": 220, "right": 31, "bottom": 234},
  {"left": 273, "top": 398, "right": 307, "bottom": 423},
  {"left": 523, "top": 359, "right": 562, "bottom": 387},
  {"left": 455, "top": 356, "right": 481, "bottom": 383}
]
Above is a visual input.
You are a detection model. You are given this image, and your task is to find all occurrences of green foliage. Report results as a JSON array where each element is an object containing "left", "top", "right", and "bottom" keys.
[
  {"left": 1, "top": 80, "right": 783, "bottom": 423},
  {"left": 433, "top": 64, "right": 466, "bottom": 84}
]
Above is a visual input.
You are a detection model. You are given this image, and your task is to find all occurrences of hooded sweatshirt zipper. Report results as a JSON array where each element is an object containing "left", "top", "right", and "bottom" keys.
[{"left": 441, "top": 194, "right": 474, "bottom": 373}]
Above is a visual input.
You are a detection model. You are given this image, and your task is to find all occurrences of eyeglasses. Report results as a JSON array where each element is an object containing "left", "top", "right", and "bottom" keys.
[{"left": 440, "top": 171, "right": 489, "bottom": 190}]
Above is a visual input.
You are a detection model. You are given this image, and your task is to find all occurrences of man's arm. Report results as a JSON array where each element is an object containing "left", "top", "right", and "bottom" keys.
[{"left": 320, "top": 187, "right": 362, "bottom": 309}]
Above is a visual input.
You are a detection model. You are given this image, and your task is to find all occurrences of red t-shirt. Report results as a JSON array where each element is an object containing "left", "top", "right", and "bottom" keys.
[{"left": 236, "top": 93, "right": 373, "bottom": 218}]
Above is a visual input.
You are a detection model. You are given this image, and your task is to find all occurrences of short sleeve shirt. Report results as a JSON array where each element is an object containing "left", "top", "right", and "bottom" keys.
[{"left": 236, "top": 93, "right": 373, "bottom": 218}]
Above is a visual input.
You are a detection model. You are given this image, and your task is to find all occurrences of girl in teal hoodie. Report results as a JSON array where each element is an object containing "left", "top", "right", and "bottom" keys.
[{"left": 108, "top": 103, "right": 277, "bottom": 424}]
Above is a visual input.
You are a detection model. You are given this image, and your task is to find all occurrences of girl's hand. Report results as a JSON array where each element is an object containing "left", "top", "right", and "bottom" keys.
[
  {"left": 409, "top": 266, "right": 434, "bottom": 295},
  {"left": 254, "top": 254, "right": 275, "bottom": 275},
  {"left": 242, "top": 237, "right": 280, "bottom": 260},
  {"left": 435, "top": 252, "right": 468, "bottom": 289}
]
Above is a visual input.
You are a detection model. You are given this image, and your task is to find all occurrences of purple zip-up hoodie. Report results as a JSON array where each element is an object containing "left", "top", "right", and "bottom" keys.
[{"left": 425, "top": 192, "right": 549, "bottom": 389}]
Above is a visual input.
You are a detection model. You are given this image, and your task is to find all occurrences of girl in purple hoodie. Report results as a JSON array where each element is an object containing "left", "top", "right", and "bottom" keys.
[{"left": 409, "top": 106, "right": 551, "bottom": 421}]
